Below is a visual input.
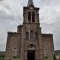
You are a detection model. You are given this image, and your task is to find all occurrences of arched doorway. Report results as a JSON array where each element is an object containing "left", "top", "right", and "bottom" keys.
[{"left": 27, "top": 44, "right": 36, "bottom": 60}]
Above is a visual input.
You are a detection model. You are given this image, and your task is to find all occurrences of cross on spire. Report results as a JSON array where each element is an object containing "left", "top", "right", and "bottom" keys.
[{"left": 27, "top": 0, "right": 34, "bottom": 7}]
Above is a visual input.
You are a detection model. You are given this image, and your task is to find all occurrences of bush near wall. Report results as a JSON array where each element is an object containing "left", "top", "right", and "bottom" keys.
[
  {"left": 8, "top": 58, "right": 20, "bottom": 60},
  {"left": 0, "top": 58, "right": 4, "bottom": 60},
  {"left": 0, "top": 53, "right": 5, "bottom": 60}
]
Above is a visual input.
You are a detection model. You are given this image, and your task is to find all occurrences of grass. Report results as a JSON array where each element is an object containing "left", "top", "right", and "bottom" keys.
[{"left": 0, "top": 51, "right": 60, "bottom": 60}]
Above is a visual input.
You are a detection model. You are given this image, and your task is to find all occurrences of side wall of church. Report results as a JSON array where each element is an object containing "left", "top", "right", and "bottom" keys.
[
  {"left": 41, "top": 34, "right": 54, "bottom": 59},
  {"left": 5, "top": 32, "right": 21, "bottom": 60}
]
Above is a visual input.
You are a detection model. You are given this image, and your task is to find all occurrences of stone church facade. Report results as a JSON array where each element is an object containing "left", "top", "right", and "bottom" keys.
[{"left": 5, "top": 0, "right": 54, "bottom": 60}]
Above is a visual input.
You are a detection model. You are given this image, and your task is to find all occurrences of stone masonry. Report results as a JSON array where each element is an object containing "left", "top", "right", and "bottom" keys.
[{"left": 5, "top": 0, "right": 54, "bottom": 60}]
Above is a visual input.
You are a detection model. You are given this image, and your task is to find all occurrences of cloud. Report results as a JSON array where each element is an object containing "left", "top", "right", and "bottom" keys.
[
  {"left": 0, "top": 1, "right": 23, "bottom": 51},
  {"left": 40, "top": 0, "right": 60, "bottom": 50},
  {"left": 0, "top": 0, "right": 60, "bottom": 51}
]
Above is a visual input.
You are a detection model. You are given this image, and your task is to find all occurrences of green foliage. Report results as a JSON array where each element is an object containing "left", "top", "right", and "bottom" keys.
[
  {"left": 0, "top": 51, "right": 5, "bottom": 55},
  {"left": 53, "top": 55, "right": 57, "bottom": 60},
  {"left": 55, "top": 50, "right": 60, "bottom": 56},
  {"left": 8, "top": 58, "right": 20, "bottom": 60},
  {"left": 0, "top": 54, "right": 5, "bottom": 58},
  {"left": 0, "top": 51, "right": 5, "bottom": 58},
  {"left": 0, "top": 51, "right": 5, "bottom": 60},
  {"left": 44, "top": 57, "right": 53, "bottom": 60},
  {"left": 57, "top": 57, "right": 60, "bottom": 60},
  {"left": 0, "top": 58, "right": 4, "bottom": 60}
]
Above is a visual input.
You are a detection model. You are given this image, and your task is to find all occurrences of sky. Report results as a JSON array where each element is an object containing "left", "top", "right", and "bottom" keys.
[{"left": 0, "top": 0, "right": 60, "bottom": 51}]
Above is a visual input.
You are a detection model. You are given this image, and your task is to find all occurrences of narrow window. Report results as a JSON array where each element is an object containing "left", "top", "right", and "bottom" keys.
[
  {"left": 28, "top": 12, "right": 31, "bottom": 22},
  {"left": 44, "top": 49, "right": 48, "bottom": 58},
  {"left": 13, "top": 48, "right": 17, "bottom": 57},
  {"left": 26, "top": 32, "right": 29, "bottom": 39},
  {"left": 32, "top": 12, "right": 35, "bottom": 22},
  {"left": 30, "top": 30, "right": 33, "bottom": 39},
  {"left": 35, "top": 32, "right": 38, "bottom": 39}
]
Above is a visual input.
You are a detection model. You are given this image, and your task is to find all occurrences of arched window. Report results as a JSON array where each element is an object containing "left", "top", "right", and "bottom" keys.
[
  {"left": 32, "top": 12, "right": 35, "bottom": 22},
  {"left": 35, "top": 32, "right": 38, "bottom": 39},
  {"left": 26, "top": 32, "right": 29, "bottom": 39},
  {"left": 30, "top": 30, "right": 33, "bottom": 39},
  {"left": 28, "top": 12, "right": 31, "bottom": 22}
]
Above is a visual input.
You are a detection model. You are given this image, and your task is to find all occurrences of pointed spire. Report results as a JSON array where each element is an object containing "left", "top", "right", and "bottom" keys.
[{"left": 27, "top": 0, "right": 34, "bottom": 7}]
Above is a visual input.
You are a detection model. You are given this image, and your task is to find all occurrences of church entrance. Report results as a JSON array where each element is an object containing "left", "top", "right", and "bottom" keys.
[{"left": 27, "top": 50, "right": 35, "bottom": 60}]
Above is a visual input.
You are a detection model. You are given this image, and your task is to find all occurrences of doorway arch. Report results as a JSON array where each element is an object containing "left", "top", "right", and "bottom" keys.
[{"left": 27, "top": 44, "right": 36, "bottom": 60}]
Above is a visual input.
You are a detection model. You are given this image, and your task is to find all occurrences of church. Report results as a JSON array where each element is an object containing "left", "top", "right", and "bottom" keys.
[{"left": 5, "top": 0, "right": 54, "bottom": 60}]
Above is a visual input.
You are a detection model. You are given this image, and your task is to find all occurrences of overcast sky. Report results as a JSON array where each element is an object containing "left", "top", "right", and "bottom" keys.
[{"left": 0, "top": 0, "right": 60, "bottom": 51}]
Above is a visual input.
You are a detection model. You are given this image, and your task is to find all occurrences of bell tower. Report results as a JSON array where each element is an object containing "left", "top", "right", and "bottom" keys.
[
  {"left": 21, "top": 0, "right": 43, "bottom": 60},
  {"left": 23, "top": 0, "right": 40, "bottom": 25}
]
